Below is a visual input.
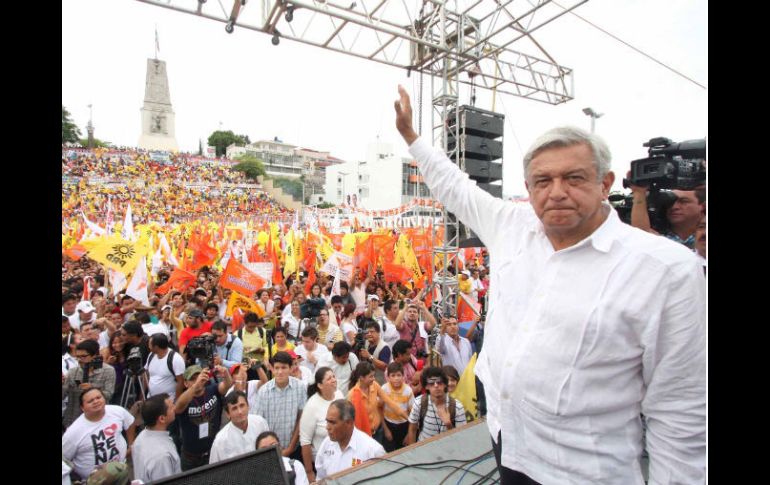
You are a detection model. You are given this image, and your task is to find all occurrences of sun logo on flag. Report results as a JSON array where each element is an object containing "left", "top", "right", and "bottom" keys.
[{"left": 112, "top": 244, "right": 135, "bottom": 261}]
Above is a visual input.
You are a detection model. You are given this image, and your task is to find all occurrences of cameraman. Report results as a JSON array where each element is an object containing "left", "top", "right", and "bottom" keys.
[
  {"left": 122, "top": 321, "right": 151, "bottom": 367},
  {"left": 211, "top": 320, "right": 244, "bottom": 369},
  {"left": 62, "top": 339, "right": 116, "bottom": 428},
  {"left": 358, "top": 319, "right": 391, "bottom": 385},
  {"left": 629, "top": 183, "right": 703, "bottom": 249},
  {"left": 394, "top": 300, "right": 436, "bottom": 360},
  {"left": 178, "top": 309, "right": 213, "bottom": 359},
  {"left": 144, "top": 333, "right": 186, "bottom": 401}
]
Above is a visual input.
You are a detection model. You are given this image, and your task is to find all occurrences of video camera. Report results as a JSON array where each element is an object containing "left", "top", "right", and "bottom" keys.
[
  {"left": 623, "top": 137, "right": 706, "bottom": 191},
  {"left": 352, "top": 328, "right": 366, "bottom": 353},
  {"left": 126, "top": 347, "right": 145, "bottom": 375},
  {"left": 187, "top": 335, "right": 217, "bottom": 369},
  {"left": 81, "top": 356, "right": 103, "bottom": 384},
  {"left": 609, "top": 190, "right": 678, "bottom": 233}
]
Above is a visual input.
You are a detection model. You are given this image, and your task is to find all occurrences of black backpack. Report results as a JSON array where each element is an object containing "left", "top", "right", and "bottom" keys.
[{"left": 146, "top": 349, "right": 177, "bottom": 377}]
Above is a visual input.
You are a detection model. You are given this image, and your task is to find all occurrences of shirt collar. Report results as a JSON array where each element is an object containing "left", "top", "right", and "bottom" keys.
[{"left": 529, "top": 202, "right": 618, "bottom": 254}]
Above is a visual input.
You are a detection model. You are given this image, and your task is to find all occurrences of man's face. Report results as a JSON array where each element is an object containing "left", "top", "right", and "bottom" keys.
[
  {"left": 291, "top": 301, "right": 300, "bottom": 314},
  {"left": 301, "top": 336, "right": 316, "bottom": 351},
  {"left": 365, "top": 327, "right": 379, "bottom": 345},
  {"left": 81, "top": 324, "right": 99, "bottom": 342},
  {"left": 444, "top": 318, "right": 459, "bottom": 337},
  {"left": 526, "top": 143, "right": 613, "bottom": 240},
  {"left": 325, "top": 406, "right": 352, "bottom": 443},
  {"left": 318, "top": 310, "right": 329, "bottom": 326},
  {"left": 79, "top": 310, "right": 95, "bottom": 323},
  {"left": 397, "top": 349, "right": 412, "bottom": 364},
  {"left": 211, "top": 328, "right": 228, "bottom": 346},
  {"left": 63, "top": 299, "right": 77, "bottom": 314},
  {"left": 386, "top": 305, "right": 399, "bottom": 319},
  {"left": 80, "top": 389, "right": 106, "bottom": 415},
  {"left": 333, "top": 352, "right": 349, "bottom": 366},
  {"left": 695, "top": 216, "right": 706, "bottom": 257},
  {"left": 206, "top": 307, "right": 217, "bottom": 320},
  {"left": 368, "top": 299, "right": 378, "bottom": 311},
  {"left": 75, "top": 349, "right": 95, "bottom": 369},
  {"left": 332, "top": 303, "right": 343, "bottom": 316},
  {"left": 406, "top": 307, "right": 419, "bottom": 322},
  {"left": 260, "top": 292, "right": 269, "bottom": 303},
  {"left": 340, "top": 287, "right": 349, "bottom": 296},
  {"left": 667, "top": 190, "right": 701, "bottom": 226},
  {"left": 273, "top": 362, "right": 291, "bottom": 385},
  {"left": 186, "top": 316, "right": 199, "bottom": 328},
  {"left": 109, "top": 313, "right": 123, "bottom": 328},
  {"left": 226, "top": 396, "right": 250, "bottom": 429},
  {"left": 425, "top": 376, "right": 446, "bottom": 399},
  {"left": 172, "top": 294, "right": 183, "bottom": 306}
]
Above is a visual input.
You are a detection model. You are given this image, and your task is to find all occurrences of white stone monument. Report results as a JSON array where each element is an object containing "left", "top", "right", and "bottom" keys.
[{"left": 137, "top": 58, "right": 178, "bottom": 151}]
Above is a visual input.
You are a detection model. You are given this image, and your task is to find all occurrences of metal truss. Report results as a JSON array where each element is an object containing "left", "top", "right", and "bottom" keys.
[{"left": 137, "top": 0, "right": 584, "bottom": 104}]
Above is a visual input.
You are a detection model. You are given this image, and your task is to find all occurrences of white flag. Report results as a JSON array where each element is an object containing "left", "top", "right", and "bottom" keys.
[
  {"left": 122, "top": 203, "right": 134, "bottom": 240},
  {"left": 331, "top": 264, "right": 341, "bottom": 297},
  {"left": 126, "top": 256, "right": 150, "bottom": 306},
  {"left": 151, "top": 247, "right": 163, "bottom": 277},
  {"left": 109, "top": 269, "right": 128, "bottom": 296},
  {"left": 81, "top": 211, "right": 106, "bottom": 236}
]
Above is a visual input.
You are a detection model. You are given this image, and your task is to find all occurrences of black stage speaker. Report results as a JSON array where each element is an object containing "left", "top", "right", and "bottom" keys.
[
  {"left": 152, "top": 445, "right": 290, "bottom": 485},
  {"left": 446, "top": 105, "right": 505, "bottom": 247}
]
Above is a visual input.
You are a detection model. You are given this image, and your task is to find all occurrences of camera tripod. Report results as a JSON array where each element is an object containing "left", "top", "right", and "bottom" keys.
[{"left": 119, "top": 369, "right": 147, "bottom": 409}]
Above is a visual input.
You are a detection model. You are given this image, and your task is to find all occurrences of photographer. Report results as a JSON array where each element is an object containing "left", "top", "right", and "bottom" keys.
[
  {"left": 62, "top": 339, "right": 116, "bottom": 428},
  {"left": 282, "top": 300, "right": 303, "bottom": 342},
  {"left": 295, "top": 327, "right": 331, "bottom": 375},
  {"left": 122, "top": 321, "right": 151, "bottom": 368},
  {"left": 394, "top": 299, "right": 436, "bottom": 360},
  {"left": 629, "top": 182, "right": 704, "bottom": 249},
  {"left": 211, "top": 320, "right": 244, "bottom": 369},
  {"left": 178, "top": 309, "right": 213, "bottom": 359},
  {"left": 357, "top": 319, "right": 391, "bottom": 385}
]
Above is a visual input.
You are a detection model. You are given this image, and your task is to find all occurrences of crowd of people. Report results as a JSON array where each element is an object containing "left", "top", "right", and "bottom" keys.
[{"left": 61, "top": 93, "right": 706, "bottom": 485}]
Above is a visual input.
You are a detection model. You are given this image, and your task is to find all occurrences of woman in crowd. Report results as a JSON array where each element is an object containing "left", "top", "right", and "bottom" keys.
[
  {"left": 303, "top": 283, "right": 327, "bottom": 319},
  {"left": 299, "top": 367, "right": 344, "bottom": 483},
  {"left": 100, "top": 330, "right": 128, "bottom": 405},
  {"left": 347, "top": 362, "right": 408, "bottom": 442},
  {"left": 339, "top": 303, "right": 358, "bottom": 346},
  {"left": 269, "top": 326, "right": 295, "bottom": 358}
]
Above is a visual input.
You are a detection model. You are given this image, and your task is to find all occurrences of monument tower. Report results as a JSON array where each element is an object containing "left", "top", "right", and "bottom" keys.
[{"left": 137, "top": 34, "right": 178, "bottom": 151}]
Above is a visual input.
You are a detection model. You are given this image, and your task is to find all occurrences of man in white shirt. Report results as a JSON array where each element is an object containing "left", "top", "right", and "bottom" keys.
[
  {"left": 131, "top": 393, "right": 181, "bottom": 483},
  {"left": 209, "top": 391, "right": 270, "bottom": 463},
  {"left": 318, "top": 342, "right": 360, "bottom": 392},
  {"left": 436, "top": 317, "right": 473, "bottom": 375},
  {"left": 315, "top": 399, "right": 385, "bottom": 480},
  {"left": 395, "top": 86, "right": 706, "bottom": 485},
  {"left": 144, "top": 333, "right": 185, "bottom": 400},
  {"left": 378, "top": 300, "right": 402, "bottom": 349},
  {"left": 294, "top": 327, "right": 331, "bottom": 375}
]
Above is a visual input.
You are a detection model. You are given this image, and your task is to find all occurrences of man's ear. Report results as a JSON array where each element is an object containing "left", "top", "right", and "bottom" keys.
[{"left": 601, "top": 171, "right": 615, "bottom": 199}]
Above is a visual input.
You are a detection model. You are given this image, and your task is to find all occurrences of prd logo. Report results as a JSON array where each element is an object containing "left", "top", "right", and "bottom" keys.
[{"left": 112, "top": 244, "right": 136, "bottom": 261}]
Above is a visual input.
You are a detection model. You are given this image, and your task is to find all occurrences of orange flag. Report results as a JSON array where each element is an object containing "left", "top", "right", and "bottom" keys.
[
  {"left": 220, "top": 258, "right": 266, "bottom": 297},
  {"left": 382, "top": 262, "right": 413, "bottom": 284},
  {"left": 189, "top": 237, "right": 218, "bottom": 270},
  {"left": 155, "top": 266, "right": 197, "bottom": 295},
  {"left": 303, "top": 248, "right": 317, "bottom": 295},
  {"left": 64, "top": 244, "right": 88, "bottom": 261}
]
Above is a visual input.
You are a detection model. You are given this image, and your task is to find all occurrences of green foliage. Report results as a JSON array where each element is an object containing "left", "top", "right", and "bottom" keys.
[
  {"left": 207, "top": 130, "right": 251, "bottom": 157},
  {"left": 232, "top": 154, "right": 266, "bottom": 180},
  {"left": 79, "top": 137, "right": 112, "bottom": 148},
  {"left": 62, "top": 106, "right": 81, "bottom": 144},
  {"left": 316, "top": 201, "right": 336, "bottom": 209},
  {"left": 271, "top": 176, "right": 303, "bottom": 201}
]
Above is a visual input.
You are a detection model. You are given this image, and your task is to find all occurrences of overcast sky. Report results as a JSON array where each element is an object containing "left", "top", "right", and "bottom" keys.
[{"left": 62, "top": 0, "right": 706, "bottom": 197}]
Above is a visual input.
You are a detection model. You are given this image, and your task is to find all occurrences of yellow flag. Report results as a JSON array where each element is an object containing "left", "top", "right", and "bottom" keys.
[
  {"left": 226, "top": 291, "right": 265, "bottom": 318},
  {"left": 82, "top": 235, "right": 148, "bottom": 274},
  {"left": 451, "top": 353, "right": 478, "bottom": 422},
  {"left": 283, "top": 230, "right": 297, "bottom": 277}
]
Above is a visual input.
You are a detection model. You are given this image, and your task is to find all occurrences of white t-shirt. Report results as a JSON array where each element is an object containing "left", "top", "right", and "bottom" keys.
[
  {"left": 299, "top": 390, "right": 345, "bottom": 458},
  {"left": 378, "top": 316, "right": 401, "bottom": 349},
  {"left": 315, "top": 427, "right": 385, "bottom": 480},
  {"left": 63, "top": 308, "right": 80, "bottom": 330},
  {"left": 209, "top": 414, "right": 270, "bottom": 464},
  {"left": 145, "top": 350, "right": 186, "bottom": 400},
  {"left": 294, "top": 343, "right": 331, "bottom": 374},
  {"left": 142, "top": 322, "right": 170, "bottom": 338},
  {"left": 225, "top": 380, "right": 264, "bottom": 415},
  {"left": 98, "top": 331, "right": 110, "bottom": 350},
  {"left": 350, "top": 284, "right": 367, "bottom": 313},
  {"left": 318, "top": 352, "right": 360, "bottom": 393},
  {"left": 341, "top": 321, "right": 358, "bottom": 345},
  {"left": 62, "top": 405, "right": 135, "bottom": 479},
  {"left": 283, "top": 314, "right": 302, "bottom": 339}
]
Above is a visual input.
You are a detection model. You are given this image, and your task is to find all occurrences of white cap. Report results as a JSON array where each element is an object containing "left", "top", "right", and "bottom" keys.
[
  {"left": 76, "top": 301, "right": 95, "bottom": 313},
  {"left": 367, "top": 294, "right": 380, "bottom": 301},
  {"left": 461, "top": 270, "right": 471, "bottom": 277}
]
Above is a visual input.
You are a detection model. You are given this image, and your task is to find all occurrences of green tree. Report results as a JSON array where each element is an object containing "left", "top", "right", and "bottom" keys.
[
  {"left": 62, "top": 105, "right": 81, "bottom": 144},
  {"left": 272, "top": 176, "right": 304, "bottom": 201},
  {"left": 207, "top": 130, "right": 251, "bottom": 157},
  {"left": 78, "top": 137, "right": 112, "bottom": 148},
  {"left": 316, "top": 201, "right": 336, "bottom": 209},
  {"left": 232, "top": 154, "right": 266, "bottom": 180}
]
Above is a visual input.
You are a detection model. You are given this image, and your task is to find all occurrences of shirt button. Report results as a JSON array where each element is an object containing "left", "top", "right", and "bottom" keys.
[{"left": 501, "top": 392, "right": 509, "bottom": 400}]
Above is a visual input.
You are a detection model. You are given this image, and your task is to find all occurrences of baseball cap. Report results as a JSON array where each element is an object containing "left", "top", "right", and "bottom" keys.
[
  {"left": 461, "top": 270, "right": 471, "bottom": 277},
  {"left": 161, "top": 305, "right": 172, "bottom": 312},
  {"left": 286, "top": 350, "right": 299, "bottom": 360},
  {"left": 229, "top": 363, "right": 242, "bottom": 376},
  {"left": 77, "top": 301, "right": 96, "bottom": 313},
  {"left": 367, "top": 294, "right": 380, "bottom": 301},
  {"left": 183, "top": 365, "right": 204, "bottom": 381},
  {"left": 188, "top": 309, "right": 204, "bottom": 318}
]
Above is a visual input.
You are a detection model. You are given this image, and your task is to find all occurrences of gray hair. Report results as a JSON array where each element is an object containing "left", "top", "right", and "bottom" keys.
[
  {"left": 523, "top": 126, "right": 612, "bottom": 180},
  {"left": 330, "top": 399, "right": 356, "bottom": 422}
]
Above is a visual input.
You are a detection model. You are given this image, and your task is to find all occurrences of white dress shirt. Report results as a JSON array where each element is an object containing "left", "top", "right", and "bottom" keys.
[
  {"left": 436, "top": 333, "right": 473, "bottom": 375},
  {"left": 209, "top": 414, "right": 270, "bottom": 464},
  {"left": 314, "top": 427, "right": 385, "bottom": 480},
  {"left": 409, "top": 136, "right": 706, "bottom": 485}
]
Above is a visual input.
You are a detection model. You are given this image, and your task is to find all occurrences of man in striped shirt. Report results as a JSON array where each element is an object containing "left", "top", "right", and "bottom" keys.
[{"left": 405, "top": 366, "right": 466, "bottom": 444}]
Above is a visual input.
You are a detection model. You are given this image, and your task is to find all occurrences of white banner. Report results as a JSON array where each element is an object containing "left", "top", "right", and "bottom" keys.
[
  {"left": 246, "top": 262, "right": 274, "bottom": 287},
  {"left": 320, "top": 252, "right": 352, "bottom": 281}
]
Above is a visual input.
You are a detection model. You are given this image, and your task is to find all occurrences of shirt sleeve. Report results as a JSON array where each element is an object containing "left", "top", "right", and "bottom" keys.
[
  {"left": 221, "top": 338, "right": 243, "bottom": 369},
  {"left": 641, "top": 258, "right": 707, "bottom": 483},
  {"left": 408, "top": 136, "right": 516, "bottom": 251},
  {"left": 298, "top": 398, "right": 316, "bottom": 446},
  {"left": 172, "top": 353, "right": 186, "bottom": 376},
  {"left": 379, "top": 346, "right": 391, "bottom": 363},
  {"left": 454, "top": 400, "right": 467, "bottom": 426},
  {"left": 100, "top": 366, "right": 117, "bottom": 402},
  {"left": 408, "top": 396, "right": 421, "bottom": 424},
  {"left": 208, "top": 435, "right": 225, "bottom": 464}
]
